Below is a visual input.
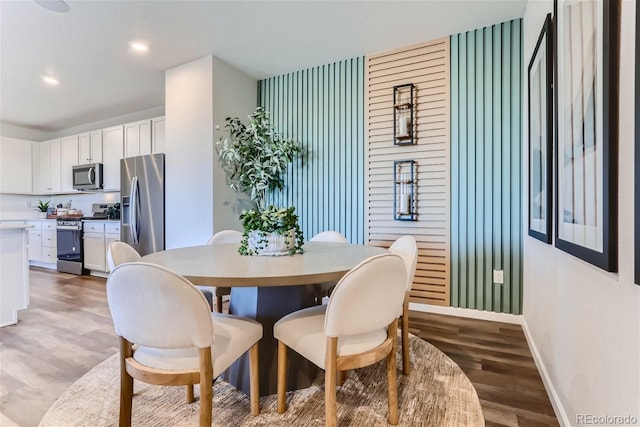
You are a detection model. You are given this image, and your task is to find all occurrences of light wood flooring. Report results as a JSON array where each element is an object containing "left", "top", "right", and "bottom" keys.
[{"left": 0, "top": 267, "right": 559, "bottom": 426}]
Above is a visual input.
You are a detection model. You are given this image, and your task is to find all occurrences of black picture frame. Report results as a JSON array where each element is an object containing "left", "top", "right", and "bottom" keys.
[
  {"left": 635, "top": 1, "right": 639, "bottom": 285},
  {"left": 553, "top": 0, "right": 619, "bottom": 271},
  {"left": 528, "top": 14, "right": 553, "bottom": 244}
]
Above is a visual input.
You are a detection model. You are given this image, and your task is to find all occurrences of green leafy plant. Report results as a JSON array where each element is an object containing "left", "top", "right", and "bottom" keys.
[
  {"left": 34, "top": 200, "right": 50, "bottom": 213},
  {"left": 238, "top": 205, "right": 304, "bottom": 255},
  {"left": 216, "top": 107, "right": 301, "bottom": 210}
]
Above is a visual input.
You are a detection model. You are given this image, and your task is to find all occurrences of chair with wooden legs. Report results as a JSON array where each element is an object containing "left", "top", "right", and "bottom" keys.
[
  {"left": 274, "top": 253, "right": 407, "bottom": 426},
  {"left": 106, "top": 262, "right": 262, "bottom": 427},
  {"left": 388, "top": 235, "right": 418, "bottom": 375},
  {"left": 308, "top": 231, "right": 349, "bottom": 305},
  {"left": 107, "top": 241, "right": 215, "bottom": 310},
  {"left": 206, "top": 230, "right": 243, "bottom": 313}
]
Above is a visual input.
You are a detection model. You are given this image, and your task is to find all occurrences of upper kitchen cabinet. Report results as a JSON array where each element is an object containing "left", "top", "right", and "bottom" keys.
[
  {"left": 124, "top": 119, "right": 151, "bottom": 158},
  {"left": 60, "top": 135, "right": 79, "bottom": 192},
  {"left": 78, "top": 130, "right": 103, "bottom": 165},
  {"left": 102, "top": 125, "right": 124, "bottom": 191},
  {"left": 0, "top": 137, "right": 32, "bottom": 194},
  {"left": 33, "top": 139, "right": 62, "bottom": 194},
  {"left": 151, "top": 116, "right": 165, "bottom": 154}
]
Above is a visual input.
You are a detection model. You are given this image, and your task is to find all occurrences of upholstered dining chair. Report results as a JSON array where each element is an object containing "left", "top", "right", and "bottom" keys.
[
  {"left": 106, "top": 262, "right": 262, "bottom": 427},
  {"left": 308, "top": 231, "right": 349, "bottom": 304},
  {"left": 274, "top": 253, "right": 407, "bottom": 426},
  {"left": 107, "top": 241, "right": 215, "bottom": 310},
  {"left": 206, "top": 230, "right": 243, "bottom": 313},
  {"left": 389, "top": 235, "right": 418, "bottom": 375}
]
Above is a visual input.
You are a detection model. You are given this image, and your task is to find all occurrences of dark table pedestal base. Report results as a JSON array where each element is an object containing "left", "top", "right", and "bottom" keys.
[{"left": 223, "top": 285, "right": 319, "bottom": 397}]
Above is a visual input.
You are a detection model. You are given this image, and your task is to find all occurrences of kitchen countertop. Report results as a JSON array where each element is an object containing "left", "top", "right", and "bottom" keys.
[{"left": 0, "top": 224, "right": 35, "bottom": 230}]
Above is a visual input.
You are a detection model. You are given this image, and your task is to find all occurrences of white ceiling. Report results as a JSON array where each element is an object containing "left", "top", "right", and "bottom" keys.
[{"left": 0, "top": 0, "right": 526, "bottom": 133}]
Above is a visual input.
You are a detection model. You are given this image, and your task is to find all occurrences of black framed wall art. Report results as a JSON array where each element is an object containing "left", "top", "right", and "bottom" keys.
[
  {"left": 528, "top": 13, "right": 553, "bottom": 244},
  {"left": 553, "top": 0, "right": 619, "bottom": 271}
]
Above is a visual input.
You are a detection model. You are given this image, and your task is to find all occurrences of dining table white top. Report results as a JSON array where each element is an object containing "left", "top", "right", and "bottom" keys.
[{"left": 142, "top": 241, "right": 388, "bottom": 287}]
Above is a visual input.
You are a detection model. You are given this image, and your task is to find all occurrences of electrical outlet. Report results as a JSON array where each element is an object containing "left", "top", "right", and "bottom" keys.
[{"left": 493, "top": 269, "right": 504, "bottom": 284}]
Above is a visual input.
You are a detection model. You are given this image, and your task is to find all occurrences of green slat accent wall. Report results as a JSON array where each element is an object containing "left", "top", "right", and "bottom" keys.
[
  {"left": 451, "top": 19, "right": 523, "bottom": 314},
  {"left": 258, "top": 57, "right": 365, "bottom": 244}
]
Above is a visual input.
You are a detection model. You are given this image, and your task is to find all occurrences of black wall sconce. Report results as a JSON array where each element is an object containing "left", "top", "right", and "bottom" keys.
[
  {"left": 393, "top": 83, "right": 415, "bottom": 145},
  {"left": 393, "top": 160, "right": 417, "bottom": 221}
]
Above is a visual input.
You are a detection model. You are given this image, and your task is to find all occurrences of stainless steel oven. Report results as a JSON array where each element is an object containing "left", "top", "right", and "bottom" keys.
[{"left": 56, "top": 218, "right": 88, "bottom": 275}]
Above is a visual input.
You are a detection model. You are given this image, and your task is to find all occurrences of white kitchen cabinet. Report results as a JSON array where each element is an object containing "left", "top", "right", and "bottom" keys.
[
  {"left": 27, "top": 220, "right": 57, "bottom": 267},
  {"left": 27, "top": 221, "right": 42, "bottom": 261},
  {"left": 124, "top": 119, "right": 152, "bottom": 158},
  {"left": 102, "top": 125, "right": 124, "bottom": 191},
  {"left": 78, "top": 130, "right": 103, "bottom": 165},
  {"left": 151, "top": 116, "right": 165, "bottom": 154},
  {"left": 61, "top": 135, "right": 79, "bottom": 192},
  {"left": 0, "top": 137, "right": 32, "bottom": 194},
  {"left": 34, "top": 140, "right": 62, "bottom": 194},
  {"left": 84, "top": 221, "right": 120, "bottom": 273}
]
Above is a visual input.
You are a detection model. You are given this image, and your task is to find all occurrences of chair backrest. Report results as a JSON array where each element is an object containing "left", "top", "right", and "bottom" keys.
[
  {"left": 107, "top": 241, "right": 142, "bottom": 271},
  {"left": 207, "top": 230, "right": 243, "bottom": 245},
  {"left": 107, "top": 262, "right": 213, "bottom": 349},
  {"left": 309, "top": 231, "right": 348, "bottom": 243},
  {"left": 388, "top": 235, "right": 418, "bottom": 293},
  {"left": 325, "top": 253, "right": 406, "bottom": 337}
]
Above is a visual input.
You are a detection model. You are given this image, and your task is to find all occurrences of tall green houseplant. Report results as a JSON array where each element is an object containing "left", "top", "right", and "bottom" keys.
[{"left": 216, "top": 107, "right": 304, "bottom": 255}]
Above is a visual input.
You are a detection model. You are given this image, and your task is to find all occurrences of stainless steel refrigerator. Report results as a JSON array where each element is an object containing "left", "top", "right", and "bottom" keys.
[{"left": 120, "top": 153, "right": 165, "bottom": 256}]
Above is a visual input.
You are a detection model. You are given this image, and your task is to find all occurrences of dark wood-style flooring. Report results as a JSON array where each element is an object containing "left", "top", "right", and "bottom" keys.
[{"left": 0, "top": 267, "right": 558, "bottom": 426}]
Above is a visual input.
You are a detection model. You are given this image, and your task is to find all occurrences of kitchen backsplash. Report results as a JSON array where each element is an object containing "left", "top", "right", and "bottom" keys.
[{"left": 0, "top": 192, "right": 120, "bottom": 220}]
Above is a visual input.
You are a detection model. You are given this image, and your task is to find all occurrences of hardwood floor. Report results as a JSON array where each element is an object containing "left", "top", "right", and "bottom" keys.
[{"left": 0, "top": 267, "right": 559, "bottom": 426}]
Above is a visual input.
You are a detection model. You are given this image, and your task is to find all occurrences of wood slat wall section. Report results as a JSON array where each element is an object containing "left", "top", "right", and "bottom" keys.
[{"left": 365, "top": 38, "right": 451, "bottom": 306}]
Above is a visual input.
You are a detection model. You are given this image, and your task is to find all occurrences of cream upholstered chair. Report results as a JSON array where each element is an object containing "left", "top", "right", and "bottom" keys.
[
  {"left": 389, "top": 235, "right": 418, "bottom": 375},
  {"left": 206, "top": 230, "right": 243, "bottom": 313},
  {"left": 106, "top": 262, "right": 262, "bottom": 427},
  {"left": 274, "top": 253, "right": 407, "bottom": 426},
  {"left": 107, "top": 242, "right": 215, "bottom": 310},
  {"left": 308, "top": 231, "right": 349, "bottom": 304}
]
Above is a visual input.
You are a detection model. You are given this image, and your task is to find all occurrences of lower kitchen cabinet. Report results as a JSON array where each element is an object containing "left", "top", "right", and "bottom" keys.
[
  {"left": 83, "top": 221, "right": 120, "bottom": 273},
  {"left": 27, "top": 220, "right": 57, "bottom": 268}
]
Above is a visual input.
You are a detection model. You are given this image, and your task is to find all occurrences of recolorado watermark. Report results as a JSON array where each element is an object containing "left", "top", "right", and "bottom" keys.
[{"left": 576, "top": 414, "right": 639, "bottom": 425}]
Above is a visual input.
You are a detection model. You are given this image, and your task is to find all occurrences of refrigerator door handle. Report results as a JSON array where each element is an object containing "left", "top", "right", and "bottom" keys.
[{"left": 130, "top": 176, "right": 139, "bottom": 245}]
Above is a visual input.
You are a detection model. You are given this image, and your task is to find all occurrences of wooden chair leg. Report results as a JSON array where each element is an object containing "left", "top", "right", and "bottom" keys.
[
  {"left": 387, "top": 320, "right": 399, "bottom": 425},
  {"left": 198, "top": 348, "right": 213, "bottom": 427},
  {"left": 216, "top": 295, "right": 223, "bottom": 313},
  {"left": 325, "top": 337, "right": 338, "bottom": 427},
  {"left": 337, "top": 370, "right": 347, "bottom": 386},
  {"left": 119, "top": 338, "right": 134, "bottom": 427},
  {"left": 249, "top": 343, "right": 260, "bottom": 415},
  {"left": 277, "top": 341, "right": 288, "bottom": 414},
  {"left": 401, "top": 295, "right": 411, "bottom": 375},
  {"left": 185, "top": 385, "right": 194, "bottom": 403}
]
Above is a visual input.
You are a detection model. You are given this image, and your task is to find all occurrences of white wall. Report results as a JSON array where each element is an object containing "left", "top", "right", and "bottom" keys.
[
  {"left": 522, "top": 1, "right": 639, "bottom": 425},
  {"left": 164, "top": 55, "right": 256, "bottom": 249}
]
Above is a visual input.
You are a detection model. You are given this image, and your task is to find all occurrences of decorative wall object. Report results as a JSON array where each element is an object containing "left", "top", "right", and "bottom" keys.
[
  {"left": 554, "top": 0, "right": 619, "bottom": 271},
  {"left": 451, "top": 19, "right": 523, "bottom": 314},
  {"left": 393, "top": 160, "right": 417, "bottom": 221},
  {"left": 528, "top": 14, "right": 553, "bottom": 244},
  {"left": 366, "top": 37, "right": 451, "bottom": 307},
  {"left": 258, "top": 57, "right": 365, "bottom": 244},
  {"left": 393, "top": 84, "right": 415, "bottom": 145}
]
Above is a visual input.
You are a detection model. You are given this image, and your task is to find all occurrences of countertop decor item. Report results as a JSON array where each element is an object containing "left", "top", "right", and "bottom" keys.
[
  {"left": 216, "top": 107, "right": 303, "bottom": 255},
  {"left": 34, "top": 200, "right": 50, "bottom": 218}
]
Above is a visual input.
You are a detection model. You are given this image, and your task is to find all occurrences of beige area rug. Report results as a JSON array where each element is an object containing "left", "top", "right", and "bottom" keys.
[{"left": 40, "top": 335, "right": 484, "bottom": 426}]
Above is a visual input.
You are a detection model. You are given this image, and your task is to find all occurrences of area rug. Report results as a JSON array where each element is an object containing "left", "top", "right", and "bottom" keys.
[{"left": 39, "top": 335, "right": 484, "bottom": 426}]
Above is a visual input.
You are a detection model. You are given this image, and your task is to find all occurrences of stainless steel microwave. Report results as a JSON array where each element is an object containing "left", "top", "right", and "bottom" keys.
[{"left": 72, "top": 163, "right": 103, "bottom": 190}]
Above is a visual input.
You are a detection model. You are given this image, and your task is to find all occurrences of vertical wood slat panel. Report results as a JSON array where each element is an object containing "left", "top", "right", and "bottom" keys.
[
  {"left": 366, "top": 38, "right": 451, "bottom": 307},
  {"left": 450, "top": 19, "right": 523, "bottom": 314},
  {"left": 258, "top": 58, "right": 365, "bottom": 244}
]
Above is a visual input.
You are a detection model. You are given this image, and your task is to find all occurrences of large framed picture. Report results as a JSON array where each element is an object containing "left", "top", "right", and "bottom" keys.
[
  {"left": 528, "top": 14, "right": 553, "bottom": 244},
  {"left": 554, "top": 0, "right": 619, "bottom": 271}
]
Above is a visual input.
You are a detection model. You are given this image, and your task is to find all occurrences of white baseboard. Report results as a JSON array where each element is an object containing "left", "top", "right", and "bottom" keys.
[
  {"left": 408, "top": 302, "right": 522, "bottom": 325},
  {"left": 521, "top": 318, "right": 571, "bottom": 427}
]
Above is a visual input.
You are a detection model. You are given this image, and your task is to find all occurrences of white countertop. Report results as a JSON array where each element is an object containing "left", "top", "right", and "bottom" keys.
[{"left": 0, "top": 224, "right": 34, "bottom": 230}]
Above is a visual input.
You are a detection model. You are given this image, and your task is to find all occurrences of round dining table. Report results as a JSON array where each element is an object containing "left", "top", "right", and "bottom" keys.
[{"left": 142, "top": 241, "right": 387, "bottom": 396}]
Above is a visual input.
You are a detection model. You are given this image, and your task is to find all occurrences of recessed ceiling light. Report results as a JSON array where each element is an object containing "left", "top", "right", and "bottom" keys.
[
  {"left": 42, "top": 76, "right": 59, "bottom": 85},
  {"left": 129, "top": 41, "right": 149, "bottom": 53},
  {"left": 34, "top": 0, "right": 70, "bottom": 13}
]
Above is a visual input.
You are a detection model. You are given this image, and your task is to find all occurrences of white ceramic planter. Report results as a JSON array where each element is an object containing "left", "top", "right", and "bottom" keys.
[{"left": 247, "top": 229, "right": 296, "bottom": 256}]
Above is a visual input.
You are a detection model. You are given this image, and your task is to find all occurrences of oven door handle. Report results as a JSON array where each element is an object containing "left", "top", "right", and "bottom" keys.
[
  {"left": 130, "top": 176, "right": 139, "bottom": 245},
  {"left": 57, "top": 225, "right": 81, "bottom": 230}
]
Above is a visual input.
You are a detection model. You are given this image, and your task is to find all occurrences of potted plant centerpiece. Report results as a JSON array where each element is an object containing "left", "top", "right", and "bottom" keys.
[
  {"left": 34, "top": 200, "right": 50, "bottom": 218},
  {"left": 216, "top": 107, "right": 304, "bottom": 256}
]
